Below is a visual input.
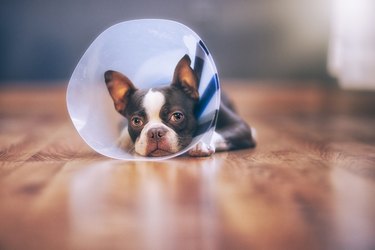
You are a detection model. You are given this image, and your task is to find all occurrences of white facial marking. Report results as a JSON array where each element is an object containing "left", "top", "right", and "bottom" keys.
[
  {"left": 143, "top": 89, "right": 165, "bottom": 121},
  {"left": 134, "top": 89, "right": 180, "bottom": 156}
]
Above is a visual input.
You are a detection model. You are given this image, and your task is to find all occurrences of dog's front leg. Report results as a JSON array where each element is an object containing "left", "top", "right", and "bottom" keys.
[
  {"left": 187, "top": 132, "right": 227, "bottom": 157},
  {"left": 188, "top": 96, "right": 256, "bottom": 157}
]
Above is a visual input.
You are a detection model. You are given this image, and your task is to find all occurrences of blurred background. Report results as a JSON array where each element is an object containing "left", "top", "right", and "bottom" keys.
[{"left": 1, "top": 0, "right": 372, "bottom": 88}]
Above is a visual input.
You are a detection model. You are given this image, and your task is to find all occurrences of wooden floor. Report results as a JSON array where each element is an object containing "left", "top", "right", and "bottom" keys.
[{"left": 1, "top": 81, "right": 375, "bottom": 250}]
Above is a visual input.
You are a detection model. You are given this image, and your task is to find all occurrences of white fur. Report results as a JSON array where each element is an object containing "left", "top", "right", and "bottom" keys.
[
  {"left": 188, "top": 141, "right": 215, "bottom": 157},
  {"left": 143, "top": 89, "right": 164, "bottom": 121},
  {"left": 134, "top": 89, "right": 180, "bottom": 156},
  {"left": 117, "top": 126, "right": 133, "bottom": 151},
  {"left": 211, "top": 131, "right": 228, "bottom": 151},
  {"left": 251, "top": 127, "right": 257, "bottom": 143},
  {"left": 187, "top": 131, "right": 228, "bottom": 157}
]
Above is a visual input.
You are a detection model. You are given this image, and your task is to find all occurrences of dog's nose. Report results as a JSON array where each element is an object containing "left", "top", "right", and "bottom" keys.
[{"left": 147, "top": 127, "right": 167, "bottom": 141}]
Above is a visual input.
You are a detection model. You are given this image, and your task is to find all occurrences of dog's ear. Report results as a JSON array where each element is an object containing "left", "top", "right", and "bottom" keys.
[
  {"left": 172, "top": 55, "right": 199, "bottom": 101},
  {"left": 104, "top": 70, "right": 137, "bottom": 113}
]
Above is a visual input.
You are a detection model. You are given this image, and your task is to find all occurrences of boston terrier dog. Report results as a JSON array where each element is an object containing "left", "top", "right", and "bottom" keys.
[{"left": 104, "top": 55, "right": 256, "bottom": 157}]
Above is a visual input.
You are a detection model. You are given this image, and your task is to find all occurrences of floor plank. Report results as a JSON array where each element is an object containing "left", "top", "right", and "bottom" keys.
[{"left": 0, "top": 82, "right": 375, "bottom": 250}]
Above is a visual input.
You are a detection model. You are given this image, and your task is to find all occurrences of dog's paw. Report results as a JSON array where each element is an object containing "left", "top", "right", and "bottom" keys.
[{"left": 188, "top": 142, "right": 215, "bottom": 157}]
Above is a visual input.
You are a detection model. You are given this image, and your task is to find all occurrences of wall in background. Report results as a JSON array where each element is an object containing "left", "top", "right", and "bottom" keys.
[{"left": 0, "top": 0, "right": 331, "bottom": 84}]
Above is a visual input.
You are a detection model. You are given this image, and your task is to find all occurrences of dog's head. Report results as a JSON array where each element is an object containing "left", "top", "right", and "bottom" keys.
[{"left": 104, "top": 55, "right": 199, "bottom": 157}]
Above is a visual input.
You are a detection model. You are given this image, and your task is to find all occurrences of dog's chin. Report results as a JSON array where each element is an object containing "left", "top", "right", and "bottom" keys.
[
  {"left": 148, "top": 149, "right": 173, "bottom": 157},
  {"left": 134, "top": 137, "right": 192, "bottom": 157},
  {"left": 142, "top": 143, "right": 179, "bottom": 157}
]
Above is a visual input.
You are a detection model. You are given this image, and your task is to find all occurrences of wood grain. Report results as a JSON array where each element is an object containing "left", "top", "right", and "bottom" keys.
[{"left": 1, "top": 82, "right": 375, "bottom": 250}]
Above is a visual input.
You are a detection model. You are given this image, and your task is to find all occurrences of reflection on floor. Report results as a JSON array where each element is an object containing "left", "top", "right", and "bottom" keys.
[{"left": 0, "top": 82, "right": 375, "bottom": 250}]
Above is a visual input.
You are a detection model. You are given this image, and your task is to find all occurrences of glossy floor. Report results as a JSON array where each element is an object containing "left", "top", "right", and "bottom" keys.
[{"left": 1, "top": 82, "right": 375, "bottom": 250}]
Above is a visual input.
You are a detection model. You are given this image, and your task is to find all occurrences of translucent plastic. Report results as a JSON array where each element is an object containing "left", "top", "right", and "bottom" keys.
[{"left": 66, "top": 19, "right": 220, "bottom": 160}]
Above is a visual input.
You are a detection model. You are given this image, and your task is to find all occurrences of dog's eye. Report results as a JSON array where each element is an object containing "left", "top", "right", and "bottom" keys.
[
  {"left": 131, "top": 116, "right": 144, "bottom": 127},
  {"left": 170, "top": 112, "right": 184, "bottom": 122}
]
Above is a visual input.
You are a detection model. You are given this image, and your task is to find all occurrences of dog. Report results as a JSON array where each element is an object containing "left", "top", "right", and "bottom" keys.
[{"left": 104, "top": 55, "right": 256, "bottom": 157}]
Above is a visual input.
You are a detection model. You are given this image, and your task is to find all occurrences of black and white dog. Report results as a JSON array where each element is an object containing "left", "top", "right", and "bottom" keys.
[{"left": 104, "top": 55, "right": 256, "bottom": 157}]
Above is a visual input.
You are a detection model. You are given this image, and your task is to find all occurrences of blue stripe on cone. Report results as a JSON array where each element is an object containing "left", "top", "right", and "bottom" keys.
[
  {"left": 199, "top": 40, "right": 210, "bottom": 55},
  {"left": 195, "top": 74, "right": 219, "bottom": 118},
  {"left": 194, "top": 42, "right": 205, "bottom": 82},
  {"left": 194, "top": 110, "right": 219, "bottom": 136},
  {"left": 194, "top": 56, "right": 204, "bottom": 82}
]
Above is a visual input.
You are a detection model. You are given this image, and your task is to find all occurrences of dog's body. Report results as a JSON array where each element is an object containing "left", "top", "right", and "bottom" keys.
[{"left": 105, "top": 55, "right": 255, "bottom": 157}]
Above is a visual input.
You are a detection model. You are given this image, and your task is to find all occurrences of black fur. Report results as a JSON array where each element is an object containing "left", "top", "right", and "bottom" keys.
[{"left": 216, "top": 92, "right": 256, "bottom": 151}]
